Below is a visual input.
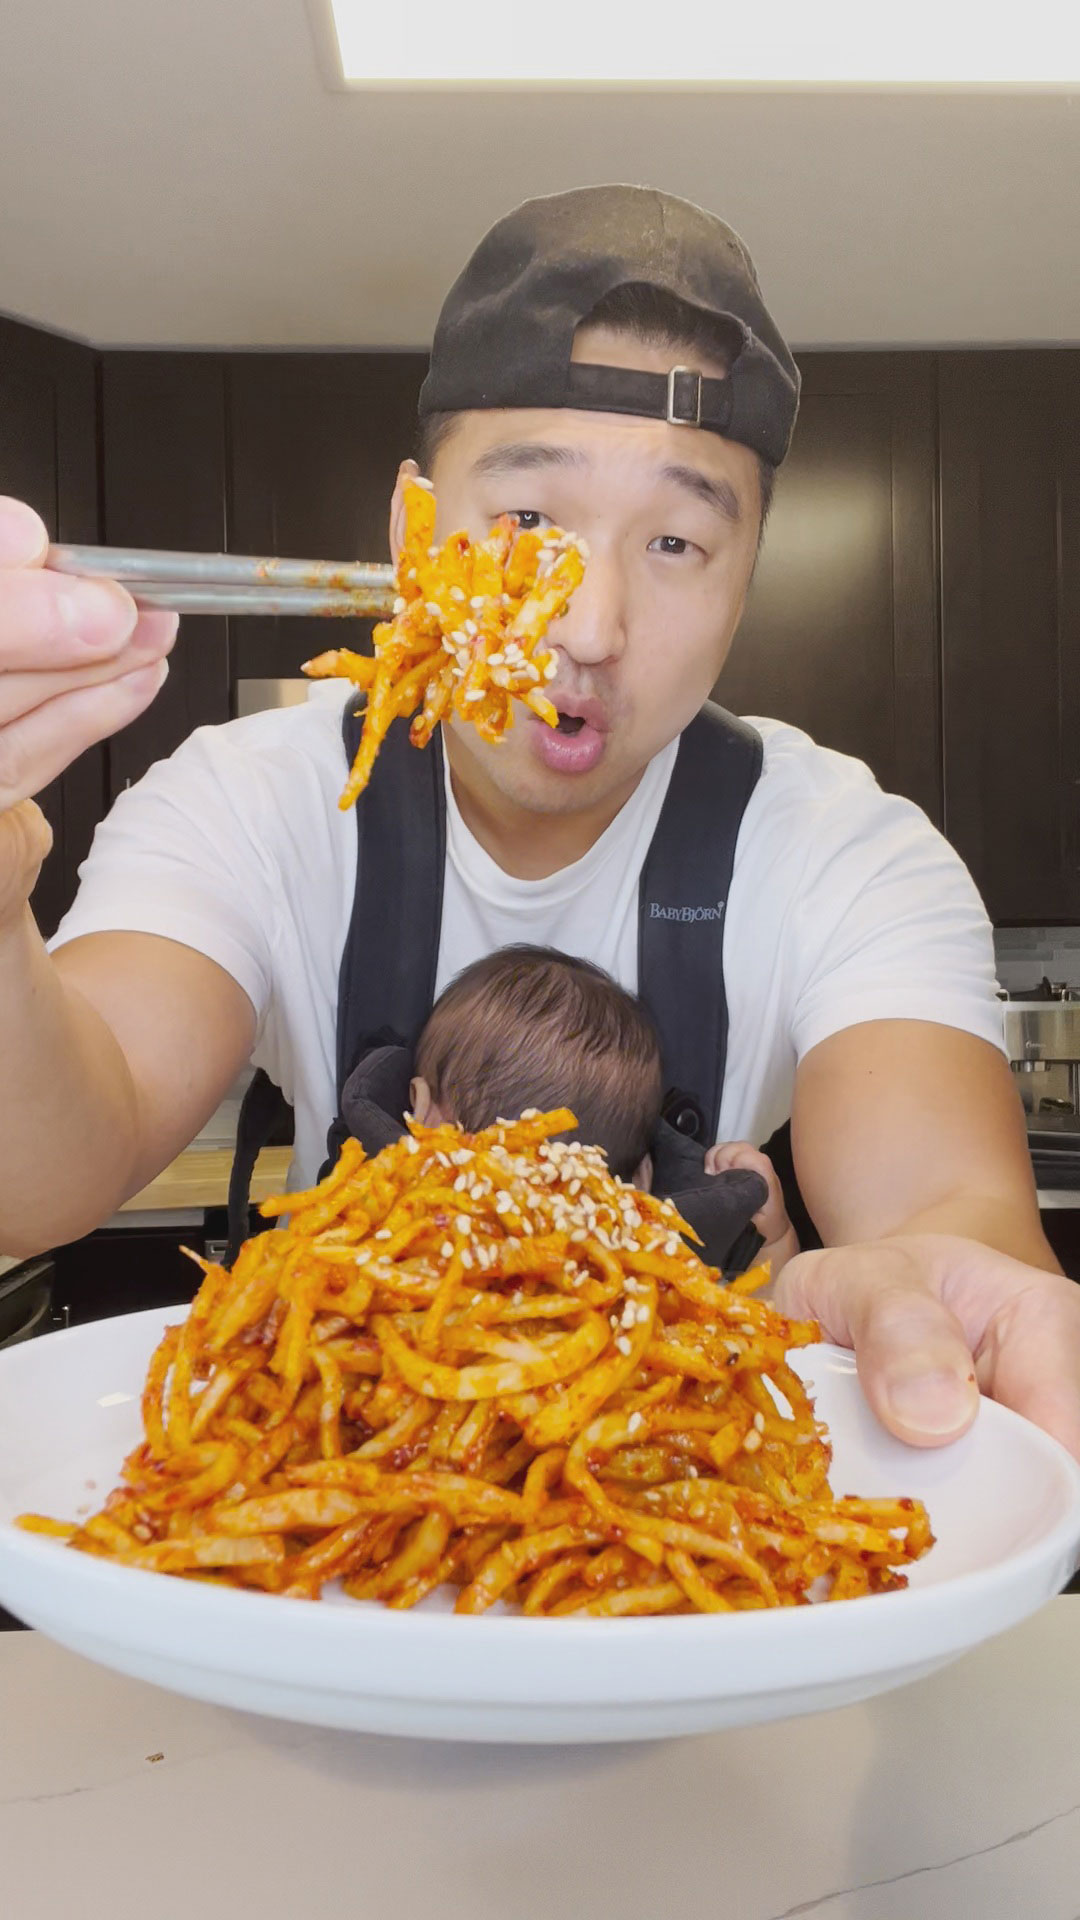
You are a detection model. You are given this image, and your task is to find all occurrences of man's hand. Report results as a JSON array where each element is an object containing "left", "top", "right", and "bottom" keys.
[
  {"left": 0, "top": 495, "right": 175, "bottom": 921},
  {"left": 775, "top": 1234, "right": 1080, "bottom": 1459}
]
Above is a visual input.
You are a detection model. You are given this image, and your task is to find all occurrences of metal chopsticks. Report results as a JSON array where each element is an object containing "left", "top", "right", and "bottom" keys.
[{"left": 45, "top": 544, "right": 397, "bottom": 619}]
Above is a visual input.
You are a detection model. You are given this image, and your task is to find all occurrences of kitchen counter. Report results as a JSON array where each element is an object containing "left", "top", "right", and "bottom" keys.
[
  {"left": 3, "top": 1602, "right": 1079, "bottom": 1920},
  {"left": 116, "top": 1144, "right": 291, "bottom": 1215}
]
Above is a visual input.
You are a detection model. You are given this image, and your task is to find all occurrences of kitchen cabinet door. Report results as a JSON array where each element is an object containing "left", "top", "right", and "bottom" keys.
[
  {"left": 99, "top": 354, "right": 231, "bottom": 800},
  {"left": 939, "top": 352, "right": 1080, "bottom": 923},
  {"left": 0, "top": 317, "right": 102, "bottom": 934},
  {"left": 716, "top": 353, "right": 942, "bottom": 825},
  {"left": 227, "top": 353, "right": 427, "bottom": 680}
]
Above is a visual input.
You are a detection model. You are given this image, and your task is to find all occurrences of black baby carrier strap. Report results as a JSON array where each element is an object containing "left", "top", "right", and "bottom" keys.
[
  {"left": 230, "top": 698, "right": 775, "bottom": 1275},
  {"left": 226, "top": 702, "right": 445, "bottom": 1263}
]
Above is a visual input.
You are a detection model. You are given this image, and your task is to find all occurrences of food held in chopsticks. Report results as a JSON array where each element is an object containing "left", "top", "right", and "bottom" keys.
[
  {"left": 19, "top": 1112, "right": 933, "bottom": 1614},
  {"left": 302, "top": 480, "right": 587, "bottom": 808}
]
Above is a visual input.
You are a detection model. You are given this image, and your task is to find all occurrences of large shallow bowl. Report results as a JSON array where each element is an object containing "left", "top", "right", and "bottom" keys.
[{"left": 1, "top": 1309, "right": 1078, "bottom": 1742}]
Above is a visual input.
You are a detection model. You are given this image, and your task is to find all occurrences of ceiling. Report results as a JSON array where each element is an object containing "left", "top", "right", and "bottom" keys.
[{"left": 2, "top": 0, "right": 1079, "bottom": 351}]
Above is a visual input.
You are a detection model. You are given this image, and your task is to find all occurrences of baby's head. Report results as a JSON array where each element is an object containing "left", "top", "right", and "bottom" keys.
[{"left": 411, "top": 946, "right": 663, "bottom": 1181}]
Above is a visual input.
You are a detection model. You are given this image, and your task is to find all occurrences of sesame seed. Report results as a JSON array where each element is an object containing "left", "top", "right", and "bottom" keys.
[
  {"left": 743, "top": 1430, "right": 762, "bottom": 1453},
  {"left": 754, "top": 1412, "right": 765, "bottom": 1433},
  {"left": 620, "top": 1303, "right": 636, "bottom": 1329},
  {"left": 404, "top": 1137, "right": 419, "bottom": 1155},
  {"left": 615, "top": 1335, "right": 632, "bottom": 1356},
  {"left": 460, "top": 1248, "right": 474, "bottom": 1270},
  {"left": 628, "top": 1411, "right": 644, "bottom": 1435},
  {"left": 393, "top": 596, "right": 407, "bottom": 615},
  {"left": 375, "top": 1229, "right": 392, "bottom": 1242},
  {"left": 455, "top": 1215, "right": 471, "bottom": 1237},
  {"left": 449, "top": 586, "right": 466, "bottom": 602},
  {"left": 544, "top": 660, "right": 558, "bottom": 680},
  {"left": 424, "top": 601, "right": 442, "bottom": 619},
  {"left": 453, "top": 1174, "right": 468, "bottom": 1192},
  {"left": 469, "top": 596, "right": 485, "bottom": 610},
  {"left": 464, "top": 689, "right": 484, "bottom": 703},
  {"left": 635, "top": 1304, "right": 651, "bottom": 1324},
  {"left": 488, "top": 651, "right": 504, "bottom": 667},
  {"left": 440, "top": 1241, "right": 454, "bottom": 1259},
  {"left": 688, "top": 1465, "right": 700, "bottom": 1478},
  {"left": 512, "top": 1291, "right": 524, "bottom": 1307},
  {"left": 494, "top": 1192, "right": 512, "bottom": 1214}
]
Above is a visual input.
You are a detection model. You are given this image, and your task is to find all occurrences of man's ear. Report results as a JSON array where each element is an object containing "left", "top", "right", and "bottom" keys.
[
  {"left": 389, "top": 459, "right": 421, "bottom": 565},
  {"left": 632, "top": 1152, "right": 654, "bottom": 1192},
  {"left": 410, "top": 1075, "right": 436, "bottom": 1124}
]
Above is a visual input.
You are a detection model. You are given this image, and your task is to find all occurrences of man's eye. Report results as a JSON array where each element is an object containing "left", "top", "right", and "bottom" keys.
[{"left": 650, "top": 535, "right": 690, "bottom": 556}]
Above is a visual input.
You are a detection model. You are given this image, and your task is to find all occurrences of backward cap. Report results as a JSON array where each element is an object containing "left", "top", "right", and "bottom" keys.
[{"left": 420, "top": 184, "right": 800, "bottom": 466}]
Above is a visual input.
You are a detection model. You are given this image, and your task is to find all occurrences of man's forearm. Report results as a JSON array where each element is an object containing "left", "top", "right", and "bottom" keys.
[
  {"left": 0, "top": 904, "right": 141, "bottom": 1256},
  {"left": 881, "top": 1189, "right": 1060, "bottom": 1273}
]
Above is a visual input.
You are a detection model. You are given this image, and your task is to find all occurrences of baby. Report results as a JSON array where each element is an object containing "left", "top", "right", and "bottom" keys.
[{"left": 407, "top": 945, "right": 798, "bottom": 1275}]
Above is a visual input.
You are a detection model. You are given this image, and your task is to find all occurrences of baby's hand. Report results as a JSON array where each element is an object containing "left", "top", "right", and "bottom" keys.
[{"left": 704, "top": 1141, "right": 798, "bottom": 1272}]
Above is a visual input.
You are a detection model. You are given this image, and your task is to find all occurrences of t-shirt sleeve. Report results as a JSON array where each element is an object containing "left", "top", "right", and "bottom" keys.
[
  {"left": 785, "top": 779, "right": 1005, "bottom": 1064},
  {"left": 48, "top": 725, "right": 286, "bottom": 1028}
]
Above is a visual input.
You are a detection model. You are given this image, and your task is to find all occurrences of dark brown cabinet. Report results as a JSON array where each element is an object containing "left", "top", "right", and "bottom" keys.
[
  {"left": 939, "top": 352, "right": 1080, "bottom": 922},
  {"left": 717, "top": 353, "right": 942, "bottom": 825},
  {"left": 226, "top": 352, "right": 427, "bottom": 678},
  {"left": 99, "top": 354, "right": 231, "bottom": 799},
  {"left": 0, "top": 317, "right": 102, "bottom": 934}
]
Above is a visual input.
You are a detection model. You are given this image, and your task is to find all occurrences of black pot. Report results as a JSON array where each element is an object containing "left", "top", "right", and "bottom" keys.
[{"left": 0, "top": 1257, "right": 53, "bottom": 1348}]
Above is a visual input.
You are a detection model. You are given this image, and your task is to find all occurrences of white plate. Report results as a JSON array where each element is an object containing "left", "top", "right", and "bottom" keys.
[{"left": 1, "top": 1309, "right": 1078, "bottom": 1743}]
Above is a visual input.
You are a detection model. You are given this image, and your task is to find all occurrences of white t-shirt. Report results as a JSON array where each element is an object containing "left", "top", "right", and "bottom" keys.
[{"left": 51, "top": 693, "right": 1005, "bottom": 1187}]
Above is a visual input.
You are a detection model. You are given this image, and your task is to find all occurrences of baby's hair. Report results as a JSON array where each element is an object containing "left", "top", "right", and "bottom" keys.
[{"left": 415, "top": 946, "right": 664, "bottom": 1178}]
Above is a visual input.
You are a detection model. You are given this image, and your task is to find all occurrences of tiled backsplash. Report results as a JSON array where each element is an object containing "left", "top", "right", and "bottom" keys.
[{"left": 994, "top": 927, "right": 1080, "bottom": 993}]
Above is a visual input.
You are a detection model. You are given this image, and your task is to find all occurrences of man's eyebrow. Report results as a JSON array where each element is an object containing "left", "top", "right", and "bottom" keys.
[
  {"left": 469, "top": 443, "right": 588, "bottom": 479},
  {"left": 660, "top": 463, "right": 741, "bottom": 524}
]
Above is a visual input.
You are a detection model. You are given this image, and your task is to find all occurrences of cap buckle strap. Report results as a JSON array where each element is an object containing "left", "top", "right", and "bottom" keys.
[{"left": 666, "top": 366, "right": 702, "bottom": 427}]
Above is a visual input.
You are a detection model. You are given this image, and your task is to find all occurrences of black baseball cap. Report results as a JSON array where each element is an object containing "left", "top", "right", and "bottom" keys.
[{"left": 419, "top": 184, "right": 800, "bottom": 467}]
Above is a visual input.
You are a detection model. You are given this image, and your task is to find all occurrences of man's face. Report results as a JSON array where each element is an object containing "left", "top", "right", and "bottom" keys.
[{"left": 391, "top": 328, "right": 762, "bottom": 819}]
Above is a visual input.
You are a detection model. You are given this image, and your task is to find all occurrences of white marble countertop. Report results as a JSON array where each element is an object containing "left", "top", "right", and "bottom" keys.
[{"left": 2, "top": 1603, "right": 1079, "bottom": 1920}]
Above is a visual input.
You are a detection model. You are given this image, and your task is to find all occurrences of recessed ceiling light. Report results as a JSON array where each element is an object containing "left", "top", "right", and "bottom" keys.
[{"left": 319, "top": 0, "right": 1080, "bottom": 87}]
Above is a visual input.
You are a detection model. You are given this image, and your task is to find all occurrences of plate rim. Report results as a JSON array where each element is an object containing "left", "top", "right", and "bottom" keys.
[{"left": 2, "top": 1311, "right": 1079, "bottom": 1647}]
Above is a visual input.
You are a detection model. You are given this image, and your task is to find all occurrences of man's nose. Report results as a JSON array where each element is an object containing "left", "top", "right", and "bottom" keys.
[{"left": 551, "top": 550, "right": 627, "bottom": 669}]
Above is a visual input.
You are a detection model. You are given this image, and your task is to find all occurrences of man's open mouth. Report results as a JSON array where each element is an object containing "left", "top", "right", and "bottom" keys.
[{"left": 528, "top": 695, "right": 610, "bottom": 775}]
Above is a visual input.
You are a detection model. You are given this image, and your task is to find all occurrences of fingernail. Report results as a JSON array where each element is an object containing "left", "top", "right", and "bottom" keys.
[
  {"left": 0, "top": 497, "right": 48, "bottom": 567},
  {"left": 118, "top": 659, "right": 169, "bottom": 698},
  {"left": 886, "top": 1367, "right": 978, "bottom": 1437},
  {"left": 56, "top": 580, "right": 137, "bottom": 652}
]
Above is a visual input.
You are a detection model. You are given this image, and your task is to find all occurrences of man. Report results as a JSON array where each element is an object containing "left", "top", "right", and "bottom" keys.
[{"left": 2, "top": 185, "right": 1078, "bottom": 1459}]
